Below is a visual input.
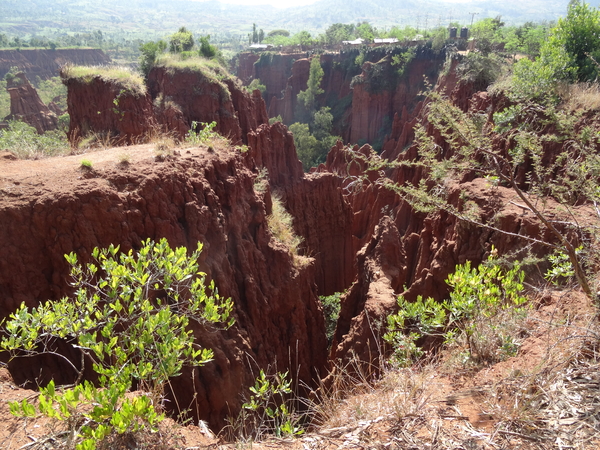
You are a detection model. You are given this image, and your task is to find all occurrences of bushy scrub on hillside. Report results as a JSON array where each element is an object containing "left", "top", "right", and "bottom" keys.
[
  {"left": 385, "top": 252, "right": 528, "bottom": 367},
  {"left": 0, "top": 120, "right": 69, "bottom": 158}
]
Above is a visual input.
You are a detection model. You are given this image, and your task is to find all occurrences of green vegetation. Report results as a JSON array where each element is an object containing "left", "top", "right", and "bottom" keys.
[
  {"left": 139, "top": 40, "right": 167, "bottom": 77},
  {"left": 504, "top": 2, "right": 600, "bottom": 103},
  {"left": 268, "top": 194, "right": 309, "bottom": 268},
  {"left": 80, "top": 158, "right": 93, "bottom": 168},
  {"left": 385, "top": 252, "right": 528, "bottom": 367},
  {"left": 320, "top": 292, "right": 342, "bottom": 344},
  {"left": 35, "top": 76, "right": 68, "bottom": 111},
  {"left": 291, "top": 57, "right": 341, "bottom": 171},
  {"left": 240, "top": 370, "right": 303, "bottom": 439},
  {"left": 61, "top": 65, "right": 147, "bottom": 97},
  {"left": 297, "top": 57, "right": 324, "bottom": 118},
  {"left": 169, "top": 26, "right": 194, "bottom": 53},
  {"left": 184, "top": 121, "right": 221, "bottom": 146},
  {"left": 2, "top": 238, "right": 233, "bottom": 450},
  {"left": 247, "top": 78, "right": 266, "bottom": 97},
  {"left": 0, "top": 120, "right": 69, "bottom": 159}
]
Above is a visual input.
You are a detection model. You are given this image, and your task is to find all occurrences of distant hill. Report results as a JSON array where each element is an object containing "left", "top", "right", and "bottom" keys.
[{"left": 1, "top": 0, "right": 600, "bottom": 41}]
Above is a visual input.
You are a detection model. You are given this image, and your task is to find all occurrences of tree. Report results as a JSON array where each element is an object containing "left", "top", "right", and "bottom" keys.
[
  {"left": 322, "top": 23, "right": 354, "bottom": 45},
  {"left": 169, "top": 26, "right": 194, "bottom": 53},
  {"left": 297, "top": 56, "right": 324, "bottom": 118},
  {"left": 258, "top": 29, "right": 265, "bottom": 44},
  {"left": 356, "top": 21, "right": 376, "bottom": 41},
  {"left": 139, "top": 39, "right": 167, "bottom": 76},
  {"left": 3, "top": 238, "right": 234, "bottom": 449},
  {"left": 549, "top": 1, "right": 600, "bottom": 82},
  {"left": 198, "top": 35, "right": 217, "bottom": 58},
  {"left": 293, "top": 30, "right": 313, "bottom": 46},
  {"left": 268, "top": 29, "right": 290, "bottom": 38},
  {"left": 369, "top": 89, "right": 599, "bottom": 299},
  {"left": 290, "top": 122, "right": 319, "bottom": 171},
  {"left": 252, "top": 23, "right": 259, "bottom": 44}
]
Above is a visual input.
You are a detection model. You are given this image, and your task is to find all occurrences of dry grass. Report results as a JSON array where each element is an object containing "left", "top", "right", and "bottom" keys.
[
  {"left": 559, "top": 82, "right": 600, "bottom": 112},
  {"left": 267, "top": 194, "right": 312, "bottom": 268},
  {"left": 61, "top": 65, "right": 147, "bottom": 96}
]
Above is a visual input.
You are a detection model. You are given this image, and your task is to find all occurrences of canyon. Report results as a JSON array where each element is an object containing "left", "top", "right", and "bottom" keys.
[{"left": 0, "top": 46, "right": 585, "bottom": 433}]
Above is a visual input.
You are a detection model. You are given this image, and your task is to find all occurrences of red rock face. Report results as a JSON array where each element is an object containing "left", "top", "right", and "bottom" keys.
[
  {"left": 236, "top": 52, "right": 260, "bottom": 85},
  {"left": 238, "top": 49, "right": 445, "bottom": 146},
  {"left": 5, "top": 72, "right": 58, "bottom": 133},
  {"left": 147, "top": 67, "right": 244, "bottom": 144},
  {"left": 3, "top": 50, "right": 583, "bottom": 433},
  {"left": 64, "top": 74, "right": 156, "bottom": 145},
  {"left": 0, "top": 49, "right": 111, "bottom": 80},
  {"left": 0, "top": 147, "right": 328, "bottom": 430}
]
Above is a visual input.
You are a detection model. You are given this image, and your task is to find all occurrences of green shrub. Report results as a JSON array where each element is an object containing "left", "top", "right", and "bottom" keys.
[
  {"left": 320, "top": 292, "right": 342, "bottom": 344},
  {"left": 80, "top": 158, "right": 93, "bottom": 168},
  {"left": 184, "top": 121, "right": 220, "bottom": 146},
  {"left": 241, "top": 370, "right": 303, "bottom": 439},
  {"left": 2, "top": 238, "right": 234, "bottom": 450},
  {"left": 385, "top": 250, "right": 528, "bottom": 367},
  {"left": 0, "top": 120, "right": 69, "bottom": 159}
]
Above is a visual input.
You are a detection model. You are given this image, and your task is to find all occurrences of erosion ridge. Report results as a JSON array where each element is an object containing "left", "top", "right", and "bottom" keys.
[
  {"left": 0, "top": 53, "right": 578, "bottom": 432},
  {"left": 0, "top": 49, "right": 111, "bottom": 80},
  {"left": 238, "top": 46, "right": 446, "bottom": 146}
]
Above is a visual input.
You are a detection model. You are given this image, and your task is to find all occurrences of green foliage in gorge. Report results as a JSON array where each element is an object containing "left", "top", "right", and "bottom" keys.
[
  {"left": 385, "top": 251, "right": 528, "bottom": 367},
  {"left": 2, "top": 238, "right": 234, "bottom": 450},
  {"left": 0, "top": 120, "right": 69, "bottom": 159}
]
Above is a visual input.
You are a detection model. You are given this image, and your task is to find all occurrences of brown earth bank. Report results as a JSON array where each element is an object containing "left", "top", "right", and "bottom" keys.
[
  {"left": 0, "top": 49, "right": 111, "bottom": 80},
  {"left": 0, "top": 142, "right": 329, "bottom": 431},
  {"left": 4, "top": 72, "right": 58, "bottom": 133}
]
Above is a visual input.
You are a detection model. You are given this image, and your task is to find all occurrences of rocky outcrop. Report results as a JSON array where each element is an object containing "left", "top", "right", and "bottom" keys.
[
  {"left": 64, "top": 64, "right": 270, "bottom": 146},
  {"left": 0, "top": 145, "right": 328, "bottom": 430},
  {"left": 0, "top": 49, "right": 111, "bottom": 80},
  {"left": 5, "top": 72, "right": 58, "bottom": 133},
  {"left": 64, "top": 74, "right": 156, "bottom": 145},
  {"left": 238, "top": 47, "right": 445, "bottom": 147}
]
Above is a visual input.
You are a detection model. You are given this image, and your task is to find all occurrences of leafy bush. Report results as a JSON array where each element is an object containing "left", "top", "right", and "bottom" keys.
[
  {"left": 184, "top": 120, "right": 221, "bottom": 146},
  {"left": 169, "top": 26, "right": 194, "bottom": 53},
  {"left": 320, "top": 292, "right": 342, "bottom": 344},
  {"left": 0, "top": 120, "right": 69, "bottom": 158},
  {"left": 385, "top": 251, "right": 528, "bottom": 366},
  {"left": 2, "top": 238, "right": 234, "bottom": 450},
  {"left": 247, "top": 78, "right": 266, "bottom": 97},
  {"left": 241, "top": 370, "right": 303, "bottom": 439}
]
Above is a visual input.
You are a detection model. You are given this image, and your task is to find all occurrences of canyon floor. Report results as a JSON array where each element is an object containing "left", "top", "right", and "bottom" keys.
[{"left": 1, "top": 145, "right": 599, "bottom": 449}]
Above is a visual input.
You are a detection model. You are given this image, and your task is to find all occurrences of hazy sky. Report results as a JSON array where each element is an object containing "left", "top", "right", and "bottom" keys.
[{"left": 218, "top": 0, "right": 319, "bottom": 7}]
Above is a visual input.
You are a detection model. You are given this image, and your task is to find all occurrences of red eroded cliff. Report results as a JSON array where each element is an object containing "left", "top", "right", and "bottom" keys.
[
  {"left": 0, "top": 145, "right": 328, "bottom": 430},
  {"left": 0, "top": 49, "right": 111, "bottom": 80},
  {"left": 238, "top": 47, "right": 445, "bottom": 147},
  {"left": 5, "top": 72, "right": 58, "bottom": 133},
  {"left": 64, "top": 74, "right": 156, "bottom": 145}
]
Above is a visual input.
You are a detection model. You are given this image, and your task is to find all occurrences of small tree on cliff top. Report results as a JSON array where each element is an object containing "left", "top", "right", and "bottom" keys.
[
  {"left": 2, "top": 238, "right": 234, "bottom": 450},
  {"left": 169, "top": 26, "right": 194, "bottom": 53}
]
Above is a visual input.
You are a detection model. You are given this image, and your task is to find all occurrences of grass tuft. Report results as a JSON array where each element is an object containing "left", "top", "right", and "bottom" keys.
[
  {"left": 61, "top": 64, "right": 147, "bottom": 96},
  {"left": 559, "top": 82, "right": 600, "bottom": 112},
  {"left": 267, "top": 194, "right": 311, "bottom": 268}
]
